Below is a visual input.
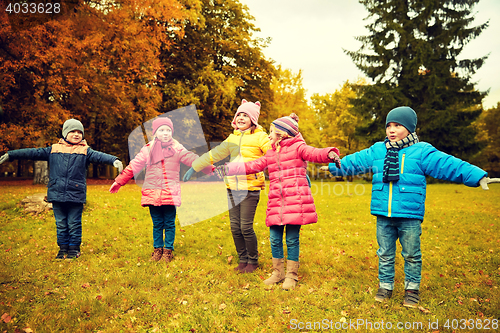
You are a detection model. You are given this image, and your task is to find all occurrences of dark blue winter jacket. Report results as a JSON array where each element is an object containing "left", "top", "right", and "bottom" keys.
[
  {"left": 8, "top": 139, "right": 117, "bottom": 203},
  {"left": 328, "top": 141, "right": 487, "bottom": 220}
]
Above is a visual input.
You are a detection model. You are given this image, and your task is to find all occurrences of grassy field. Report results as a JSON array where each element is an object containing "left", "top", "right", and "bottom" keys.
[{"left": 0, "top": 180, "right": 499, "bottom": 332}]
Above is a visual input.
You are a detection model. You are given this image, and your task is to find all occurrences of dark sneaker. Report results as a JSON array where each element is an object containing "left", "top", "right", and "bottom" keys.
[
  {"left": 55, "top": 247, "right": 68, "bottom": 260},
  {"left": 150, "top": 248, "right": 163, "bottom": 262},
  {"left": 374, "top": 288, "right": 393, "bottom": 302},
  {"left": 66, "top": 246, "right": 81, "bottom": 259},
  {"left": 403, "top": 289, "right": 420, "bottom": 308}
]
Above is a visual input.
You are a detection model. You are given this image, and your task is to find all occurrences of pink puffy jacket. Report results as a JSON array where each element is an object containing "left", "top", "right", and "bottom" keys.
[
  {"left": 227, "top": 134, "right": 338, "bottom": 227},
  {"left": 115, "top": 140, "right": 208, "bottom": 207}
]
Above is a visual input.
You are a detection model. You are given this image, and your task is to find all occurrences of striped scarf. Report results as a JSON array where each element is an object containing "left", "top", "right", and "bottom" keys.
[{"left": 382, "top": 133, "right": 419, "bottom": 183}]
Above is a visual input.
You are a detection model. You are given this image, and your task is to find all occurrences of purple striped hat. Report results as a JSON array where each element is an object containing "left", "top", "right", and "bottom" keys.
[{"left": 272, "top": 113, "right": 299, "bottom": 137}]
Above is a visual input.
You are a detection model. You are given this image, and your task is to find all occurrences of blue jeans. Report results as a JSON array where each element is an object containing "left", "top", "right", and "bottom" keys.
[
  {"left": 149, "top": 205, "right": 177, "bottom": 250},
  {"left": 376, "top": 216, "right": 422, "bottom": 291},
  {"left": 52, "top": 202, "right": 84, "bottom": 247},
  {"left": 269, "top": 225, "right": 301, "bottom": 261}
]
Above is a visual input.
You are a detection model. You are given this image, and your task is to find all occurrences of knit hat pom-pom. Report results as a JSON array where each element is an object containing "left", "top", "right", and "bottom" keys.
[{"left": 289, "top": 113, "right": 299, "bottom": 123}]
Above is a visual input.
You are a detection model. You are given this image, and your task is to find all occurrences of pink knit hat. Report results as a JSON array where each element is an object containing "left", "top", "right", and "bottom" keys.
[
  {"left": 231, "top": 99, "right": 261, "bottom": 129},
  {"left": 152, "top": 117, "right": 174, "bottom": 135}
]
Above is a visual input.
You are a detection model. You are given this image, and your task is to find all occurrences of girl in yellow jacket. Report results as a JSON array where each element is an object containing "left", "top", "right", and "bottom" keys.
[{"left": 184, "top": 100, "right": 271, "bottom": 273}]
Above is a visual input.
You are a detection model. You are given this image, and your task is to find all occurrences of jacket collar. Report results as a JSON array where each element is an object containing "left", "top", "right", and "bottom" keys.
[
  {"left": 58, "top": 138, "right": 88, "bottom": 147},
  {"left": 233, "top": 125, "right": 265, "bottom": 136}
]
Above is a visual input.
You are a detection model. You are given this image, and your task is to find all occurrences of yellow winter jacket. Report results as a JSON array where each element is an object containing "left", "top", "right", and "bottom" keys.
[{"left": 192, "top": 126, "right": 271, "bottom": 191}]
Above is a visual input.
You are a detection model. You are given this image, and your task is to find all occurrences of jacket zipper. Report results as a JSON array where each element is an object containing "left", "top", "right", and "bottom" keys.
[
  {"left": 234, "top": 132, "right": 246, "bottom": 191},
  {"left": 388, "top": 181, "right": 393, "bottom": 217},
  {"left": 401, "top": 153, "right": 406, "bottom": 174},
  {"left": 277, "top": 149, "right": 285, "bottom": 225}
]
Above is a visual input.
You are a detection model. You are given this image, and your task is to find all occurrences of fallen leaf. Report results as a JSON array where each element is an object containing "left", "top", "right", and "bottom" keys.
[
  {"left": 437, "top": 300, "right": 444, "bottom": 305},
  {"left": 1, "top": 313, "right": 11, "bottom": 323},
  {"left": 242, "top": 283, "right": 249, "bottom": 290},
  {"left": 283, "top": 309, "right": 291, "bottom": 314},
  {"left": 23, "top": 328, "right": 33, "bottom": 333},
  {"left": 96, "top": 295, "right": 102, "bottom": 300},
  {"left": 227, "top": 256, "right": 233, "bottom": 264},
  {"left": 219, "top": 303, "right": 226, "bottom": 310},
  {"left": 81, "top": 283, "right": 90, "bottom": 288}
]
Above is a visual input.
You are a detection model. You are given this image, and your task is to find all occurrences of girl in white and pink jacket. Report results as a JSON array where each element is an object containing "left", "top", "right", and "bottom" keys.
[{"left": 109, "top": 117, "right": 211, "bottom": 263}]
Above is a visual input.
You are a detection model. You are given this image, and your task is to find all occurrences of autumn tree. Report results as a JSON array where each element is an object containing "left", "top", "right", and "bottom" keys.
[
  {"left": 311, "top": 81, "right": 368, "bottom": 156},
  {"left": 160, "top": 0, "right": 275, "bottom": 143},
  {"left": 473, "top": 103, "right": 500, "bottom": 177},
  {"left": 263, "top": 66, "right": 317, "bottom": 144},
  {"left": 0, "top": 0, "right": 188, "bottom": 178},
  {"left": 347, "top": 0, "right": 488, "bottom": 160}
]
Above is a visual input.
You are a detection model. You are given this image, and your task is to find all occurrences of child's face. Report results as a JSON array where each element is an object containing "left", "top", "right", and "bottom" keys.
[
  {"left": 66, "top": 130, "right": 83, "bottom": 144},
  {"left": 235, "top": 112, "right": 252, "bottom": 131},
  {"left": 268, "top": 126, "right": 280, "bottom": 146},
  {"left": 156, "top": 125, "right": 173, "bottom": 143},
  {"left": 386, "top": 122, "right": 410, "bottom": 142}
]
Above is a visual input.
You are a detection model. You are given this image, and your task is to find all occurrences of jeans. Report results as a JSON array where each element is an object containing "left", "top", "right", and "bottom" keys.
[
  {"left": 269, "top": 225, "right": 301, "bottom": 261},
  {"left": 227, "top": 190, "right": 260, "bottom": 265},
  {"left": 376, "top": 216, "right": 422, "bottom": 291},
  {"left": 149, "top": 205, "right": 177, "bottom": 250},
  {"left": 52, "top": 201, "right": 84, "bottom": 247}
]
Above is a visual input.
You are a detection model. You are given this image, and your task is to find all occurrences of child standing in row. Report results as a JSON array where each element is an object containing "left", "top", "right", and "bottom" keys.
[
  {"left": 216, "top": 114, "right": 341, "bottom": 289},
  {"left": 109, "top": 117, "right": 211, "bottom": 263},
  {"left": 323, "top": 106, "right": 499, "bottom": 307},
  {"left": 0, "top": 119, "right": 123, "bottom": 259},
  {"left": 184, "top": 100, "right": 271, "bottom": 273}
]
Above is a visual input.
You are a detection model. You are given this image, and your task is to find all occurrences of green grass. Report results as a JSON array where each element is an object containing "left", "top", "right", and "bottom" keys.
[{"left": 0, "top": 181, "right": 499, "bottom": 332}]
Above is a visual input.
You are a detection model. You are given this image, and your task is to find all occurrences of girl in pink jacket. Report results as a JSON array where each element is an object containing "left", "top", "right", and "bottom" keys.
[
  {"left": 109, "top": 117, "right": 210, "bottom": 263},
  {"left": 216, "top": 114, "right": 341, "bottom": 289}
]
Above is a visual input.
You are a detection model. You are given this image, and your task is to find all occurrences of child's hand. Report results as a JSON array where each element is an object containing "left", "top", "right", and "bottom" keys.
[
  {"left": 479, "top": 177, "right": 500, "bottom": 190},
  {"left": 109, "top": 182, "right": 121, "bottom": 193},
  {"left": 328, "top": 150, "right": 341, "bottom": 169},
  {"left": 0, "top": 153, "right": 8, "bottom": 165},
  {"left": 183, "top": 167, "right": 195, "bottom": 182},
  {"left": 113, "top": 160, "right": 123, "bottom": 173},
  {"left": 214, "top": 165, "right": 228, "bottom": 180}
]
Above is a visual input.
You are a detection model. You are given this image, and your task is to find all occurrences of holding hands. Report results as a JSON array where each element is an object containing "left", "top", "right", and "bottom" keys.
[{"left": 328, "top": 148, "right": 341, "bottom": 169}]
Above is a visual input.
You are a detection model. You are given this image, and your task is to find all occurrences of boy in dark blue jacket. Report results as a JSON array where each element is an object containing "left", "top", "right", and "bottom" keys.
[
  {"left": 323, "top": 106, "right": 499, "bottom": 308},
  {"left": 0, "top": 119, "right": 123, "bottom": 259}
]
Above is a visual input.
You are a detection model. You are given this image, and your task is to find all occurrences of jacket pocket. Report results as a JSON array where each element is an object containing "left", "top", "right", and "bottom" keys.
[
  {"left": 370, "top": 183, "right": 386, "bottom": 212},
  {"left": 67, "top": 180, "right": 85, "bottom": 201},
  {"left": 398, "top": 185, "right": 424, "bottom": 212}
]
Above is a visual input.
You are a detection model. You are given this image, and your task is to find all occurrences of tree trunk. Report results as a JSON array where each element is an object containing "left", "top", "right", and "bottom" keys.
[{"left": 33, "top": 161, "right": 49, "bottom": 185}]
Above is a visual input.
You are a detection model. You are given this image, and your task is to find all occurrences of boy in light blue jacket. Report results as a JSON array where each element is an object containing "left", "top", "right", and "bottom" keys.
[{"left": 323, "top": 106, "right": 499, "bottom": 308}]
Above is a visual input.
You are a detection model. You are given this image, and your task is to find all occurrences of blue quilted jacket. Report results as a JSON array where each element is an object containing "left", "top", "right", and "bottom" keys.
[
  {"left": 8, "top": 139, "right": 118, "bottom": 203},
  {"left": 328, "top": 142, "right": 487, "bottom": 220}
]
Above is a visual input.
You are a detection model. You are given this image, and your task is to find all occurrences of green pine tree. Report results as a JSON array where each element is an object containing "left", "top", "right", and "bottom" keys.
[{"left": 346, "top": 0, "right": 488, "bottom": 160}]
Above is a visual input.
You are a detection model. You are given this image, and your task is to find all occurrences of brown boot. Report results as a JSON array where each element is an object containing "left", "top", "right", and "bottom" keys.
[
  {"left": 243, "top": 263, "right": 259, "bottom": 273},
  {"left": 282, "top": 260, "right": 299, "bottom": 290},
  {"left": 263, "top": 258, "right": 285, "bottom": 285},
  {"left": 162, "top": 249, "right": 173, "bottom": 263},
  {"left": 150, "top": 248, "right": 163, "bottom": 262},
  {"left": 233, "top": 262, "right": 247, "bottom": 273}
]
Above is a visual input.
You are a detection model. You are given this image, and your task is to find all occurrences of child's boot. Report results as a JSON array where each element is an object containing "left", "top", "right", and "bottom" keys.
[
  {"left": 282, "top": 260, "right": 299, "bottom": 290},
  {"left": 243, "top": 263, "right": 259, "bottom": 273},
  {"left": 263, "top": 258, "right": 285, "bottom": 285},
  {"left": 66, "top": 245, "right": 81, "bottom": 259},
  {"left": 150, "top": 248, "right": 163, "bottom": 261},
  {"left": 162, "top": 249, "right": 173, "bottom": 263},
  {"left": 55, "top": 244, "right": 69, "bottom": 260},
  {"left": 233, "top": 262, "right": 247, "bottom": 273}
]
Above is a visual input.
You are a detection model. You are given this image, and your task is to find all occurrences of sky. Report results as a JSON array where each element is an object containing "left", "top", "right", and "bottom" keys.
[{"left": 239, "top": 0, "right": 500, "bottom": 109}]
